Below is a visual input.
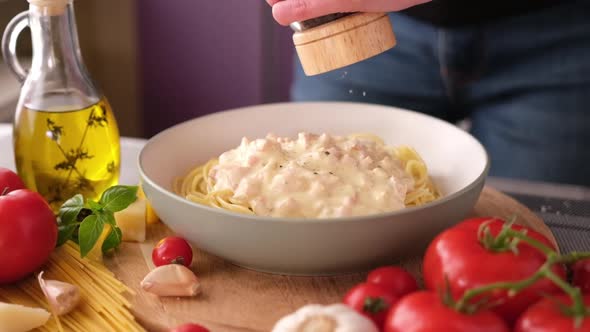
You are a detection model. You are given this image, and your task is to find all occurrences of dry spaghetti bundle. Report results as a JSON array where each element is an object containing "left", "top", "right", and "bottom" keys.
[{"left": 0, "top": 241, "right": 144, "bottom": 332}]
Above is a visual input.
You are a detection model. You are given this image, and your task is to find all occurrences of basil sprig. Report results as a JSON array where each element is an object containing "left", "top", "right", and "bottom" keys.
[{"left": 57, "top": 185, "right": 138, "bottom": 257}]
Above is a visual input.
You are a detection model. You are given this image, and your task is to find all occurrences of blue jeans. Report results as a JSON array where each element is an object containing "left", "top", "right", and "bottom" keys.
[{"left": 291, "top": 0, "right": 590, "bottom": 187}]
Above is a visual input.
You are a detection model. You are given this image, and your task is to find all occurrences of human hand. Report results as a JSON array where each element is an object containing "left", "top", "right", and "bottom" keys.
[{"left": 266, "top": 0, "right": 431, "bottom": 26}]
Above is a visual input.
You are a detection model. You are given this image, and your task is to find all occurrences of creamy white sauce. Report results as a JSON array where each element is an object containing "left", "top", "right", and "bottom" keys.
[{"left": 209, "top": 133, "right": 414, "bottom": 218}]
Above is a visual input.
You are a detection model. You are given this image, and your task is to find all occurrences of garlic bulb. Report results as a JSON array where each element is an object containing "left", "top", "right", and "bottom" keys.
[
  {"left": 37, "top": 271, "right": 81, "bottom": 315},
  {"left": 140, "top": 264, "right": 201, "bottom": 297},
  {"left": 272, "top": 304, "right": 379, "bottom": 332}
]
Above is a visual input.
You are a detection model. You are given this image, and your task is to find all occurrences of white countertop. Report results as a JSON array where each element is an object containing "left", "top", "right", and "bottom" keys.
[{"left": 0, "top": 64, "right": 20, "bottom": 121}]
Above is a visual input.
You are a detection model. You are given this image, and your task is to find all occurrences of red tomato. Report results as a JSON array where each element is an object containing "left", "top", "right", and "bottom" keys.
[
  {"left": 423, "top": 217, "right": 565, "bottom": 325},
  {"left": 514, "top": 295, "right": 590, "bottom": 332},
  {"left": 0, "top": 189, "right": 57, "bottom": 284},
  {"left": 343, "top": 282, "right": 399, "bottom": 329},
  {"left": 572, "top": 259, "right": 590, "bottom": 294},
  {"left": 384, "top": 291, "right": 510, "bottom": 332},
  {"left": 169, "top": 323, "right": 210, "bottom": 332},
  {"left": 0, "top": 168, "right": 26, "bottom": 194},
  {"left": 152, "top": 236, "right": 193, "bottom": 267},
  {"left": 367, "top": 266, "right": 418, "bottom": 298}
]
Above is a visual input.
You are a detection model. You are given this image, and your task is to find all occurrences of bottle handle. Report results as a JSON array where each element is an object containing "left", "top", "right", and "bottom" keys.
[{"left": 1, "top": 11, "right": 30, "bottom": 83}]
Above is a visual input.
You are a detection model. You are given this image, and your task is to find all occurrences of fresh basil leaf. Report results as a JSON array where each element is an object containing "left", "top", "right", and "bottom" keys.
[
  {"left": 99, "top": 185, "right": 138, "bottom": 212},
  {"left": 96, "top": 209, "right": 115, "bottom": 226},
  {"left": 78, "top": 215, "right": 104, "bottom": 257},
  {"left": 58, "top": 194, "right": 84, "bottom": 225},
  {"left": 105, "top": 210, "right": 115, "bottom": 224},
  {"left": 101, "top": 226, "right": 122, "bottom": 253},
  {"left": 87, "top": 199, "right": 103, "bottom": 212},
  {"left": 57, "top": 223, "right": 78, "bottom": 247}
]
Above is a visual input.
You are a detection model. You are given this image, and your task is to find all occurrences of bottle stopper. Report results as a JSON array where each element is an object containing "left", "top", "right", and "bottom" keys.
[
  {"left": 27, "top": 0, "right": 69, "bottom": 16},
  {"left": 291, "top": 12, "right": 397, "bottom": 76}
]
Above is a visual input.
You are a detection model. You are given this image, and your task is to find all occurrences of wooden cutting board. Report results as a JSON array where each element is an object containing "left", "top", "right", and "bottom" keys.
[{"left": 105, "top": 187, "right": 557, "bottom": 332}]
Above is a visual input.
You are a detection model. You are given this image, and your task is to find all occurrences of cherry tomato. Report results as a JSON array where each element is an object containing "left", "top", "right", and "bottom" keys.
[
  {"left": 572, "top": 259, "right": 590, "bottom": 294},
  {"left": 152, "top": 236, "right": 193, "bottom": 267},
  {"left": 514, "top": 294, "right": 590, "bottom": 332},
  {"left": 0, "top": 168, "right": 26, "bottom": 194},
  {"left": 343, "top": 282, "right": 399, "bottom": 329},
  {"left": 384, "top": 291, "right": 510, "bottom": 332},
  {"left": 367, "top": 266, "right": 418, "bottom": 298},
  {"left": 169, "top": 323, "right": 210, "bottom": 332},
  {"left": 423, "top": 217, "right": 565, "bottom": 325},
  {"left": 0, "top": 189, "right": 57, "bottom": 284}
]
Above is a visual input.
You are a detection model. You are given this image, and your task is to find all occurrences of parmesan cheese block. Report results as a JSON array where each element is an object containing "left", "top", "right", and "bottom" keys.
[
  {"left": 0, "top": 302, "right": 50, "bottom": 332},
  {"left": 88, "top": 225, "right": 112, "bottom": 260},
  {"left": 137, "top": 185, "right": 146, "bottom": 200},
  {"left": 145, "top": 202, "right": 160, "bottom": 225},
  {"left": 115, "top": 199, "right": 147, "bottom": 242},
  {"left": 138, "top": 184, "right": 160, "bottom": 225}
]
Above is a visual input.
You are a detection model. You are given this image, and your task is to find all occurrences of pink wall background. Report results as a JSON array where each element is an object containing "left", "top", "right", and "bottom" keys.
[{"left": 138, "top": 1, "right": 294, "bottom": 136}]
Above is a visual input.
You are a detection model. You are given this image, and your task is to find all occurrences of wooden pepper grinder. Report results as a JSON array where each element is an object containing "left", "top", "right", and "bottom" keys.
[{"left": 291, "top": 13, "right": 397, "bottom": 76}]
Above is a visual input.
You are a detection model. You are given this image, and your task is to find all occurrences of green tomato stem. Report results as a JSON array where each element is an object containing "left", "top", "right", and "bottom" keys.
[
  {"left": 504, "top": 229, "right": 556, "bottom": 256},
  {"left": 545, "top": 267, "right": 586, "bottom": 315},
  {"left": 554, "top": 251, "right": 590, "bottom": 265},
  {"left": 454, "top": 265, "right": 547, "bottom": 313},
  {"left": 454, "top": 247, "right": 590, "bottom": 320},
  {"left": 477, "top": 218, "right": 555, "bottom": 256}
]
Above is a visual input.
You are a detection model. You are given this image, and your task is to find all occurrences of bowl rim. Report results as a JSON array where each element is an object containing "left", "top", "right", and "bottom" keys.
[{"left": 138, "top": 101, "right": 490, "bottom": 224}]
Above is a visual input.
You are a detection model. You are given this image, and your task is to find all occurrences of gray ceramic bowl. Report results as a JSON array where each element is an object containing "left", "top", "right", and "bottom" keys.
[{"left": 139, "top": 102, "right": 489, "bottom": 275}]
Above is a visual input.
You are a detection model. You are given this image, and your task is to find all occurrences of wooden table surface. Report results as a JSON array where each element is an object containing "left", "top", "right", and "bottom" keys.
[
  {"left": 105, "top": 187, "right": 556, "bottom": 332},
  {"left": 0, "top": 125, "right": 563, "bottom": 331}
]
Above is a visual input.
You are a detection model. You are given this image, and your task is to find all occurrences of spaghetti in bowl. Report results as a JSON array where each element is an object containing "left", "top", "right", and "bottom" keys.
[
  {"left": 174, "top": 132, "right": 440, "bottom": 218},
  {"left": 139, "top": 102, "right": 488, "bottom": 275}
]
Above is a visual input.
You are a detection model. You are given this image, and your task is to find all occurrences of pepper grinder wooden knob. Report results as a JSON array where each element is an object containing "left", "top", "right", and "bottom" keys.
[{"left": 292, "top": 13, "right": 397, "bottom": 76}]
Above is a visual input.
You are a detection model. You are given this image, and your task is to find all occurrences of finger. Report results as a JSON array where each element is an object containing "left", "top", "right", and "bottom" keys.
[
  {"left": 266, "top": 0, "right": 281, "bottom": 6},
  {"left": 360, "top": 0, "right": 432, "bottom": 12},
  {"left": 272, "top": 0, "right": 356, "bottom": 26},
  {"left": 272, "top": 0, "right": 431, "bottom": 26}
]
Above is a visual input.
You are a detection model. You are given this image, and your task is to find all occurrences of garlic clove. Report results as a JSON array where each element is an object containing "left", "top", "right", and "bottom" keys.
[
  {"left": 37, "top": 271, "right": 81, "bottom": 316},
  {"left": 140, "top": 264, "right": 201, "bottom": 297},
  {"left": 0, "top": 302, "right": 51, "bottom": 332}
]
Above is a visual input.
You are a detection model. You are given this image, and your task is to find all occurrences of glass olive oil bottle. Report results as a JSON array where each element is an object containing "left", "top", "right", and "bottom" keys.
[{"left": 2, "top": 0, "right": 120, "bottom": 211}]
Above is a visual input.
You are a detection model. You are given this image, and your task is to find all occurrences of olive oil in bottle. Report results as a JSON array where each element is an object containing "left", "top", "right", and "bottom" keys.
[
  {"left": 14, "top": 97, "right": 120, "bottom": 211},
  {"left": 2, "top": 0, "right": 121, "bottom": 211}
]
